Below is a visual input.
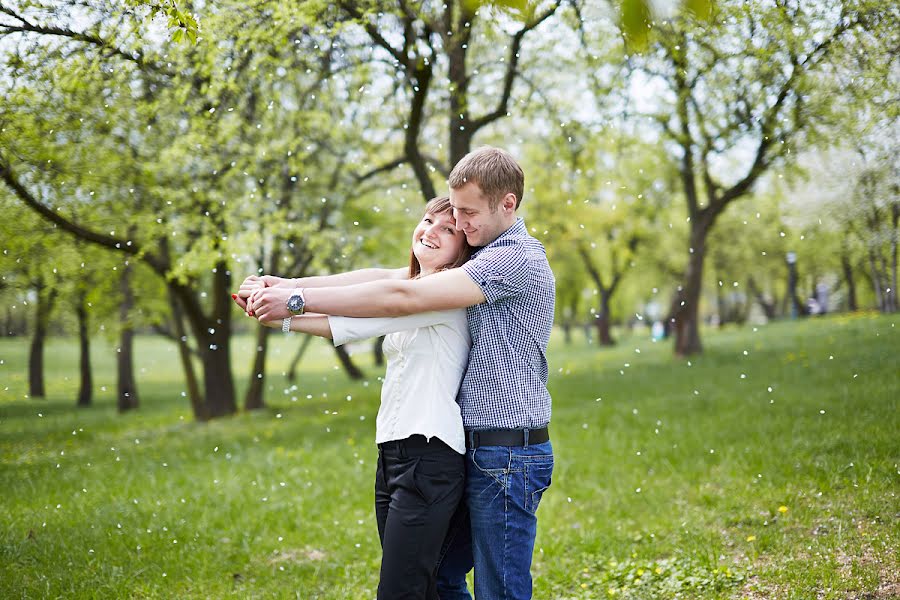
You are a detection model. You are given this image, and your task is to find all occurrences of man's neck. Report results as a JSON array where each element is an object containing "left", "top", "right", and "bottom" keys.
[{"left": 483, "top": 216, "right": 519, "bottom": 246}]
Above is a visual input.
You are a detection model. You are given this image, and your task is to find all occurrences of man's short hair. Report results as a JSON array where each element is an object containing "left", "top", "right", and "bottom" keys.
[{"left": 448, "top": 146, "right": 525, "bottom": 211}]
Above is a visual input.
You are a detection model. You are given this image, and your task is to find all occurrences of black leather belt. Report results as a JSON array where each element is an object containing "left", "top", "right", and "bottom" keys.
[
  {"left": 465, "top": 427, "right": 549, "bottom": 450},
  {"left": 378, "top": 434, "right": 449, "bottom": 454}
]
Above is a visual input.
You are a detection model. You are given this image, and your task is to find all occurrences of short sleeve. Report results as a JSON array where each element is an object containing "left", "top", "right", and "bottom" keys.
[
  {"left": 462, "top": 242, "right": 531, "bottom": 304},
  {"left": 328, "top": 311, "right": 461, "bottom": 346}
]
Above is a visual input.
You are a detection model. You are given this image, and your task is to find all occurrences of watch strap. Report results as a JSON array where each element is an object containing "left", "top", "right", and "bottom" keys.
[{"left": 282, "top": 317, "right": 292, "bottom": 333}]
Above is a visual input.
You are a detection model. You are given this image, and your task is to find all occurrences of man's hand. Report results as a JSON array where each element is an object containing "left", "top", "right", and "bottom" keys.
[{"left": 247, "top": 286, "right": 294, "bottom": 321}]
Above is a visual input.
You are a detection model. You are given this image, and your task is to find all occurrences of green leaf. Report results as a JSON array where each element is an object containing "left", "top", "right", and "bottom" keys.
[
  {"left": 684, "top": 0, "right": 713, "bottom": 20},
  {"left": 620, "top": 0, "right": 652, "bottom": 51}
]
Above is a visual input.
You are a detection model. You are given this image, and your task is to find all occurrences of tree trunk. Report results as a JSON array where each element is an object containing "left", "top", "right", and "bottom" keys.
[
  {"left": 172, "top": 262, "right": 236, "bottom": 419},
  {"left": 747, "top": 276, "right": 777, "bottom": 320},
  {"left": 117, "top": 261, "right": 139, "bottom": 412},
  {"left": 669, "top": 223, "right": 708, "bottom": 356},
  {"left": 76, "top": 298, "right": 92, "bottom": 408},
  {"left": 446, "top": 4, "right": 475, "bottom": 167},
  {"left": 715, "top": 278, "right": 728, "bottom": 327},
  {"left": 197, "top": 330, "right": 236, "bottom": 418},
  {"left": 595, "top": 293, "right": 615, "bottom": 346},
  {"left": 4, "top": 305, "right": 19, "bottom": 336},
  {"left": 334, "top": 345, "right": 365, "bottom": 380},
  {"left": 562, "top": 322, "right": 572, "bottom": 345},
  {"left": 28, "top": 321, "right": 47, "bottom": 398},
  {"left": 867, "top": 250, "right": 885, "bottom": 312},
  {"left": 582, "top": 321, "right": 593, "bottom": 344},
  {"left": 594, "top": 316, "right": 614, "bottom": 346},
  {"left": 840, "top": 253, "right": 858, "bottom": 312},
  {"left": 28, "top": 283, "right": 52, "bottom": 398},
  {"left": 169, "top": 288, "right": 205, "bottom": 420},
  {"left": 889, "top": 202, "right": 898, "bottom": 312},
  {"left": 196, "top": 265, "right": 236, "bottom": 418},
  {"left": 406, "top": 64, "right": 437, "bottom": 202},
  {"left": 287, "top": 334, "right": 315, "bottom": 383},
  {"left": 244, "top": 324, "right": 270, "bottom": 411},
  {"left": 876, "top": 251, "right": 891, "bottom": 312}
]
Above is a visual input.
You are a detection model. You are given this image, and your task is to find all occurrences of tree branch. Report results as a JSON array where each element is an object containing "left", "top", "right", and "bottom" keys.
[
  {"left": 469, "top": 0, "right": 562, "bottom": 133},
  {"left": 338, "top": 1, "right": 409, "bottom": 71},
  {"left": 715, "top": 12, "right": 862, "bottom": 211},
  {"left": 405, "top": 60, "right": 437, "bottom": 201},
  {"left": 0, "top": 153, "right": 168, "bottom": 275},
  {"left": 354, "top": 156, "right": 407, "bottom": 183},
  {"left": 577, "top": 242, "right": 607, "bottom": 292},
  {"left": 0, "top": 4, "right": 165, "bottom": 73}
]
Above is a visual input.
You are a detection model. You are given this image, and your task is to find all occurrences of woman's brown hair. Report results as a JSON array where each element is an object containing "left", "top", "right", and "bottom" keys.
[{"left": 408, "top": 196, "right": 473, "bottom": 279}]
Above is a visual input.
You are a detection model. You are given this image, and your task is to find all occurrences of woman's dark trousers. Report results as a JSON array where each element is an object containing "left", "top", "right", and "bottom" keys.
[{"left": 375, "top": 435, "right": 465, "bottom": 599}]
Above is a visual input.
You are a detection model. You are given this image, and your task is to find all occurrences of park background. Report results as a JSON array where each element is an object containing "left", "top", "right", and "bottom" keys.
[{"left": 1, "top": 0, "right": 897, "bottom": 598}]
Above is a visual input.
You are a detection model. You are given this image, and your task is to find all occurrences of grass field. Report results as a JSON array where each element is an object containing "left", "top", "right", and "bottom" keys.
[{"left": 1, "top": 313, "right": 898, "bottom": 599}]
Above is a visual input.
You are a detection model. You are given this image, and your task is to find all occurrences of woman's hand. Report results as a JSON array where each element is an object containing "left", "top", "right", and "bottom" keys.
[
  {"left": 233, "top": 275, "right": 284, "bottom": 312},
  {"left": 247, "top": 286, "right": 293, "bottom": 321}
]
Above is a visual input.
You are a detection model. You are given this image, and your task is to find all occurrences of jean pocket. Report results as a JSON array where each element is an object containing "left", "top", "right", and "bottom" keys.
[
  {"left": 470, "top": 447, "right": 513, "bottom": 492},
  {"left": 525, "top": 459, "right": 553, "bottom": 514}
]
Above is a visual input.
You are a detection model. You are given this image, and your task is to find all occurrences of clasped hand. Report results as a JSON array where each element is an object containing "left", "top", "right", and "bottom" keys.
[{"left": 232, "top": 275, "right": 293, "bottom": 323}]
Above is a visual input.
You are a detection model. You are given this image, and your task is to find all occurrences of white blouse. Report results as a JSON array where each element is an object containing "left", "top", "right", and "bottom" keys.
[{"left": 328, "top": 310, "right": 471, "bottom": 454}]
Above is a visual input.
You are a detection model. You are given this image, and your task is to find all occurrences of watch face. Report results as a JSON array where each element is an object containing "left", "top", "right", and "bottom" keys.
[{"left": 287, "top": 294, "right": 303, "bottom": 312}]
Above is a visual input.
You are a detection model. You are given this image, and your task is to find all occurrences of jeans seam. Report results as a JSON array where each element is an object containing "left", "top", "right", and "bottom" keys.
[
  {"left": 504, "top": 448, "right": 513, "bottom": 599},
  {"left": 525, "top": 460, "right": 531, "bottom": 514},
  {"left": 503, "top": 468, "right": 510, "bottom": 600}
]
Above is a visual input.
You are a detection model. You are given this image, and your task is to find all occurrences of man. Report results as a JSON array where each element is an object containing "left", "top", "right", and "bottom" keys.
[{"left": 235, "top": 146, "right": 555, "bottom": 599}]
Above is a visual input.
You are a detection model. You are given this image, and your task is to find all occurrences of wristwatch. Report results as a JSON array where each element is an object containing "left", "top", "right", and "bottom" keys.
[{"left": 286, "top": 288, "right": 306, "bottom": 315}]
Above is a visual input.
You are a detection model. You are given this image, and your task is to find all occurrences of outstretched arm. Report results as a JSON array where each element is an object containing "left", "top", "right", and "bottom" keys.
[
  {"left": 260, "top": 314, "right": 333, "bottom": 338},
  {"left": 249, "top": 268, "right": 486, "bottom": 321},
  {"left": 234, "top": 267, "right": 407, "bottom": 311},
  {"left": 328, "top": 311, "right": 467, "bottom": 346}
]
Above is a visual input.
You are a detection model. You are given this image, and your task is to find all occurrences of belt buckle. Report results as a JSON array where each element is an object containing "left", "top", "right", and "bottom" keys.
[{"left": 523, "top": 428, "right": 530, "bottom": 448}]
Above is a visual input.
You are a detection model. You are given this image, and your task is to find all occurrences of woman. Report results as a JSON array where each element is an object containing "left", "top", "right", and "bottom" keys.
[{"left": 258, "top": 196, "right": 473, "bottom": 599}]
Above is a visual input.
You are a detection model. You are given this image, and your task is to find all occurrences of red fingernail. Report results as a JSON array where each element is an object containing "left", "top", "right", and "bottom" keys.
[
  {"left": 249, "top": 311, "right": 254, "bottom": 316},
  {"left": 231, "top": 294, "right": 237, "bottom": 300}
]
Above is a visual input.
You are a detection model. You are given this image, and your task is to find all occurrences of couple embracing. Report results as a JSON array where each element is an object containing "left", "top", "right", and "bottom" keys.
[{"left": 234, "top": 147, "right": 555, "bottom": 599}]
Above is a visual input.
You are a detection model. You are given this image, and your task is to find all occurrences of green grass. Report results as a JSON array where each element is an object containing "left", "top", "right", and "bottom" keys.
[{"left": 1, "top": 313, "right": 898, "bottom": 599}]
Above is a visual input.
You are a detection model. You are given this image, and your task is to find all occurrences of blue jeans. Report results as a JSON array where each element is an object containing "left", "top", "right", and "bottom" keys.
[{"left": 436, "top": 441, "right": 553, "bottom": 599}]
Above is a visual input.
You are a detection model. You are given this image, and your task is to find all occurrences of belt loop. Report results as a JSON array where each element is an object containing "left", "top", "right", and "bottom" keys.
[{"left": 523, "top": 428, "right": 530, "bottom": 448}]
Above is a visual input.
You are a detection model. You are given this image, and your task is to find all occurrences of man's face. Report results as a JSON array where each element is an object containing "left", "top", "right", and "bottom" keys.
[{"left": 449, "top": 182, "right": 508, "bottom": 247}]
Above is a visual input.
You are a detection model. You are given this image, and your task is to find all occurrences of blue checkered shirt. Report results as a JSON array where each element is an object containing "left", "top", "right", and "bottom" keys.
[{"left": 458, "top": 218, "right": 555, "bottom": 430}]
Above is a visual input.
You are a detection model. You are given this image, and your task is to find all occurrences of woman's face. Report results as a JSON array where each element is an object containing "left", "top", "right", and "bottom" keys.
[{"left": 411, "top": 210, "right": 466, "bottom": 272}]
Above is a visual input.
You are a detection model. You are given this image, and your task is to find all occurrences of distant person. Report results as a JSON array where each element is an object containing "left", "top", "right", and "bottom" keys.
[
  {"left": 816, "top": 281, "right": 829, "bottom": 315},
  {"left": 237, "top": 146, "right": 556, "bottom": 599}
]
